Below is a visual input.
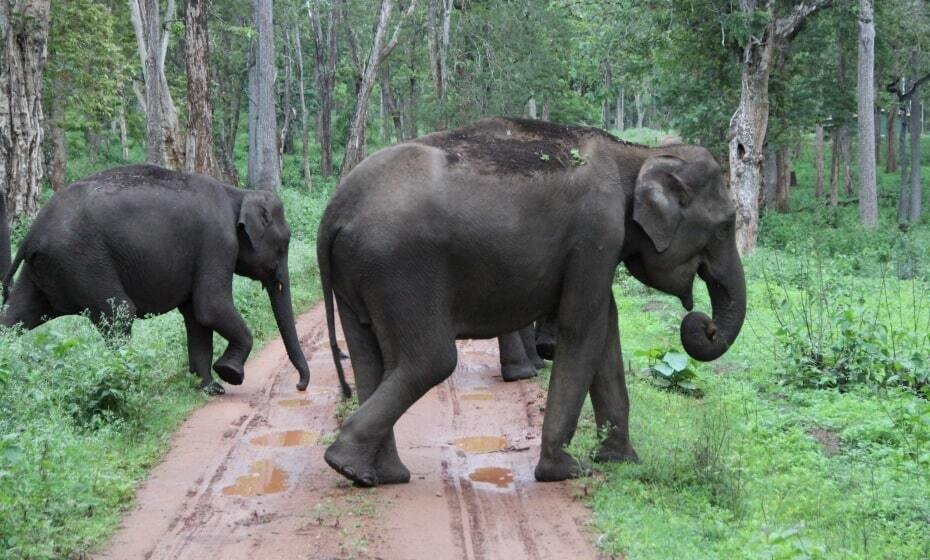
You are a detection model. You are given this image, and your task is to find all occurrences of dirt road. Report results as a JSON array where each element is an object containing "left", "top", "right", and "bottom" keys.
[{"left": 98, "top": 303, "right": 601, "bottom": 560}]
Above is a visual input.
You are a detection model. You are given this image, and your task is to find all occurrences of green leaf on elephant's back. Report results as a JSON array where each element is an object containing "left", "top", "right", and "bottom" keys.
[{"left": 664, "top": 352, "right": 689, "bottom": 372}]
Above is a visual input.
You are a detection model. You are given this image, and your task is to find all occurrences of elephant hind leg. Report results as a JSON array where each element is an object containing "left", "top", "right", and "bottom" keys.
[
  {"left": 337, "top": 295, "right": 409, "bottom": 484},
  {"left": 520, "top": 325, "right": 547, "bottom": 370},
  {"left": 0, "top": 271, "right": 55, "bottom": 330},
  {"left": 325, "top": 310, "right": 457, "bottom": 487},
  {"left": 498, "top": 329, "right": 537, "bottom": 381}
]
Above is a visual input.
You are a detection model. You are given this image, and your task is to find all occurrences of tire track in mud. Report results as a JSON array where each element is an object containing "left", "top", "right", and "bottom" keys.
[{"left": 96, "top": 304, "right": 602, "bottom": 560}]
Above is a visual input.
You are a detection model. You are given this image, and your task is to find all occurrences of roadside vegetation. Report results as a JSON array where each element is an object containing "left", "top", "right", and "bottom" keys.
[
  {"left": 564, "top": 130, "right": 930, "bottom": 559},
  {"left": 0, "top": 142, "right": 334, "bottom": 559}
]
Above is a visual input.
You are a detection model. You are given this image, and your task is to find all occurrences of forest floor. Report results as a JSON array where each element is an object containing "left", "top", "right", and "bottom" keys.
[{"left": 96, "top": 302, "right": 602, "bottom": 560}]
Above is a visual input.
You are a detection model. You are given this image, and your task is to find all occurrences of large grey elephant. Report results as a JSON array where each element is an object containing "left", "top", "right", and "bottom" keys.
[
  {"left": 0, "top": 165, "right": 315, "bottom": 395},
  {"left": 498, "top": 325, "right": 546, "bottom": 381},
  {"left": 319, "top": 118, "right": 745, "bottom": 486}
]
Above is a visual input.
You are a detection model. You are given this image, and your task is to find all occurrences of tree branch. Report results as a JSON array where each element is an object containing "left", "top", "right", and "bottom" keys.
[
  {"left": 774, "top": 0, "right": 832, "bottom": 42},
  {"left": 379, "top": 0, "right": 419, "bottom": 64},
  {"left": 887, "top": 72, "right": 930, "bottom": 101}
]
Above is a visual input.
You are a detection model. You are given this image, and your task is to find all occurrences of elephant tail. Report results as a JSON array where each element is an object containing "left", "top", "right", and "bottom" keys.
[
  {"left": 2, "top": 244, "right": 25, "bottom": 304},
  {"left": 319, "top": 223, "right": 352, "bottom": 399}
]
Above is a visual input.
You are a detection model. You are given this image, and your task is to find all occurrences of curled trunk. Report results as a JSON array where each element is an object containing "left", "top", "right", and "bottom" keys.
[
  {"left": 265, "top": 265, "right": 310, "bottom": 390},
  {"left": 679, "top": 241, "right": 746, "bottom": 362}
]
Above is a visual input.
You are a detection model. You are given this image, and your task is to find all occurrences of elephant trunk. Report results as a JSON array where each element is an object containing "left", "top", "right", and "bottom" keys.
[
  {"left": 679, "top": 241, "right": 745, "bottom": 362},
  {"left": 265, "top": 262, "right": 311, "bottom": 391}
]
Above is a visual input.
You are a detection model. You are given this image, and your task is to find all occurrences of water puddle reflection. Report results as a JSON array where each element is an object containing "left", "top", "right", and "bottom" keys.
[
  {"left": 454, "top": 436, "right": 507, "bottom": 454},
  {"left": 468, "top": 467, "right": 514, "bottom": 488},
  {"left": 277, "top": 398, "right": 310, "bottom": 408},
  {"left": 459, "top": 390, "right": 494, "bottom": 401},
  {"left": 250, "top": 430, "right": 319, "bottom": 447},
  {"left": 222, "top": 459, "right": 288, "bottom": 496}
]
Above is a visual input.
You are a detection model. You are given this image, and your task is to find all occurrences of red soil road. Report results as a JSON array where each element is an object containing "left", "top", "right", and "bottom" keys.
[{"left": 96, "top": 303, "right": 603, "bottom": 560}]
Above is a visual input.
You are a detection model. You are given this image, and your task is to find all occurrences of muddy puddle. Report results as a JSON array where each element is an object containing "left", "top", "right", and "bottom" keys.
[
  {"left": 250, "top": 430, "right": 319, "bottom": 447},
  {"left": 277, "top": 398, "right": 310, "bottom": 408},
  {"left": 468, "top": 466, "right": 514, "bottom": 488},
  {"left": 222, "top": 459, "right": 288, "bottom": 497},
  {"left": 454, "top": 436, "right": 507, "bottom": 454}
]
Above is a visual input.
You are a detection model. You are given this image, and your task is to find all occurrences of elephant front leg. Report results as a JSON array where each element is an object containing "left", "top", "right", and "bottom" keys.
[
  {"left": 498, "top": 330, "right": 537, "bottom": 381},
  {"left": 535, "top": 283, "right": 612, "bottom": 482},
  {"left": 180, "top": 303, "right": 223, "bottom": 395},
  {"left": 192, "top": 282, "right": 253, "bottom": 386},
  {"left": 589, "top": 296, "right": 638, "bottom": 464}
]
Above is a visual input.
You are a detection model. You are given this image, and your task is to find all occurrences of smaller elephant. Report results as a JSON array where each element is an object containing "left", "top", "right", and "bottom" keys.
[
  {"left": 498, "top": 325, "right": 546, "bottom": 381},
  {"left": 0, "top": 165, "right": 311, "bottom": 394}
]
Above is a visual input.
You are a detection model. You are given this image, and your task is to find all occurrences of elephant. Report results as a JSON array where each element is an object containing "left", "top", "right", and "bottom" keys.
[
  {"left": 318, "top": 117, "right": 745, "bottom": 486},
  {"left": 0, "top": 165, "right": 315, "bottom": 395},
  {"left": 498, "top": 325, "right": 546, "bottom": 381}
]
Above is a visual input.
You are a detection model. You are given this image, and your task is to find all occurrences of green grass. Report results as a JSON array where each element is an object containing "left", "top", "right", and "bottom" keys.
[
  {"left": 0, "top": 139, "right": 338, "bottom": 559},
  {"left": 575, "top": 134, "right": 930, "bottom": 559}
]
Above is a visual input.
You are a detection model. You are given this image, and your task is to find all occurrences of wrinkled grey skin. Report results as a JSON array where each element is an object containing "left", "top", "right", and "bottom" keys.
[
  {"left": 0, "top": 165, "right": 311, "bottom": 394},
  {"left": 319, "top": 118, "right": 746, "bottom": 486}
]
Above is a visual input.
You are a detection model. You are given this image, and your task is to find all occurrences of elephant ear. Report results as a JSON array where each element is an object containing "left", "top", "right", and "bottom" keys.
[
  {"left": 633, "top": 155, "right": 692, "bottom": 253},
  {"left": 238, "top": 192, "right": 272, "bottom": 248}
]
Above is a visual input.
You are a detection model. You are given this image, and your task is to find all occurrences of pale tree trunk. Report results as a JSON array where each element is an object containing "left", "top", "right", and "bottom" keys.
[
  {"left": 728, "top": 0, "right": 831, "bottom": 254},
  {"left": 602, "top": 60, "right": 612, "bottom": 129},
  {"left": 341, "top": 0, "right": 418, "bottom": 175},
  {"left": 405, "top": 40, "right": 418, "bottom": 139},
  {"left": 616, "top": 88, "right": 624, "bottom": 132},
  {"left": 279, "top": 26, "right": 295, "bottom": 176},
  {"left": 185, "top": 0, "right": 219, "bottom": 177},
  {"left": 0, "top": 0, "right": 51, "bottom": 221},
  {"left": 775, "top": 145, "right": 790, "bottom": 213},
  {"left": 886, "top": 105, "right": 897, "bottom": 173},
  {"left": 907, "top": 99, "right": 922, "bottom": 222},
  {"left": 857, "top": 0, "right": 877, "bottom": 227},
  {"left": 131, "top": 0, "right": 183, "bottom": 169},
  {"left": 293, "top": 28, "right": 311, "bottom": 189},
  {"left": 48, "top": 83, "right": 66, "bottom": 191},
  {"left": 248, "top": 0, "right": 279, "bottom": 190},
  {"left": 634, "top": 89, "right": 644, "bottom": 128},
  {"left": 541, "top": 98, "right": 550, "bottom": 121},
  {"left": 897, "top": 109, "right": 910, "bottom": 222},
  {"left": 841, "top": 125, "right": 852, "bottom": 196},
  {"left": 309, "top": 0, "right": 338, "bottom": 177},
  {"left": 814, "top": 124, "right": 825, "bottom": 198},
  {"left": 118, "top": 100, "right": 129, "bottom": 161},
  {"left": 380, "top": 63, "right": 404, "bottom": 142},
  {"left": 426, "top": 0, "right": 452, "bottom": 101},
  {"left": 874, "top": 104, "right": 880, "bottom": 166},
  {"left": 762, "top": 145, "right": 777, "bottom": 209},
  {"left": 829, "top": 128, "right": 840, "bottom": 207},
  {"left": 526, "top": 96, "right": 537, "bottom": 119}
]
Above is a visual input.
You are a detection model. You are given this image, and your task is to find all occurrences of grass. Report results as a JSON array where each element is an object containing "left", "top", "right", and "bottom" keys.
[
  {"left": 572, "top": 133, "right": 930, "bottom": 559},
  {"left": 0, "top": 137, "right": 338, "bottom": 559}
]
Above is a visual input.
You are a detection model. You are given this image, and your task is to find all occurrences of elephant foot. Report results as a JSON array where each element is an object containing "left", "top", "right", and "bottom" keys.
[
  {"left": 501, "top": 363, "right": 537, "bottom": 382},
  {"left": 296, "top": 374, "right": 309, "bottom": 392},
  {"left": 594, "top": 441, "right": 639, "bottom": 464},
  {"left": 324, "top": 435, "right": 380, "bottom": 487},
  {"left": 534, "top": 449, "right": 590, "bottom": 482},
  {"left": 530, "top": 356, "right": 546, "bottom": 370},
  {"left": 201, "top": 381, "right": 226, "bottom": 396},
  {"left": 375, "top": 454, "right": 411, "bottom": 485},
  {"left": 213, "top": 358, "right": 245, "bottom": 385}
]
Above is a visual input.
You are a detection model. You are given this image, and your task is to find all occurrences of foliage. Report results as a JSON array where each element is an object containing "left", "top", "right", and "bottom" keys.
[{"left": 636, "top": 348, "right": 703, "bottom": 397}]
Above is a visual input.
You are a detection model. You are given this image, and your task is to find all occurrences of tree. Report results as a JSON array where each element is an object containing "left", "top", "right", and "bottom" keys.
[
  {"left": 0, "top": 0, "right": 51, "bottom": 221},
  {"left": 184, "top": 0, "right": 219, "bottom": 177},
  {"left": 247, "top": 0, "right": 279, "bottom": 189},
  {"left": 341, "top": 0, "right": 417, "bottom": 175},
  {"left": 309, "top": 0, "right": 338, "bottom": 177},
  {"left": 130, "top": 0, "right": 183, "bottom": 168},
  {"left": 728, "top": 0, "right": 832, "bottom": 254},
  {"left": 857, "top": 0, "right": 877, "bottom": 227}
]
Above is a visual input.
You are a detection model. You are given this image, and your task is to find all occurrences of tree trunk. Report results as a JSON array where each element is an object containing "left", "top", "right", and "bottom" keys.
[
  {"left": 185, "top": 0, "right": 219, "bottom": 177},
  {"left": 48, "top": 85, "right": 66, "bottom": 191},
  {"left": 293, "top": 28, "right": 311, "bottom": 190},
  {"left": 309, "top": 0, "right": 338, "bottom": 177},
  {"left": 762, "top": 145, "right": 777, "bottom": 209},
  {"left": 897, "top": 107, "right": 910, "bottom": 222},
  {"left": 278, "top": 26, "right": 295, "bottom": 176},
  {"left": 118, "top": 100, "right": 129, "bottom": 161},
  {"left": 829, "top": 127, "right": 840, "bottom": 207},
  {"left": 616, "top": 88, "right": 625, "bottom": 132},
  {"left": 775, "top": 145, "right": 790, "bottom": 213},
  {"left": 405, "top": 40, "right": 418, "bottom": 139},
  {"left": 857, "top": 0, "right": 877, "bottom": 227},
  {"left": 874, "top": 105, "right": 880, "bottom": 166},
  {"left": 526, "top": 96, "right": 537, "bottom": 119},
  {"left": 886, "top": 106, "right": 897, "bottom": 173},
  {"left": 907, "top": 99, "right": 922, "bottom": 222},
  {"left": 634, "top": 89, "right": 644, "bottom": 128},
  {"left": 248, "top": 0, "right": 280, "bottom": 190},
  {"left": 341, "top": 0, "right": 417, "bottom": 175},
  {"left": 541, "top": 98, "right": 550, "bottom": 121},
  {"left": 814, "top": 124, "right": 825, "bottom": 198},
  {"left": 0, "top": 0, "right": 51, "bottom": 220},
  {"left": 841, "top": 125, "right": 852, "bottom": 197},
  {"left": 131, "top": 0, "right": 183, "bottom": 169},
  {"left": 427, "top": 0, "right": 452, "bottom": 102}
]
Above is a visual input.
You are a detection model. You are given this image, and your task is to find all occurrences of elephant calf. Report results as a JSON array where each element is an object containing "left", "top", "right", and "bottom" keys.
[{"left": 0, "top": 165, "right": 311, "bottom": 395}]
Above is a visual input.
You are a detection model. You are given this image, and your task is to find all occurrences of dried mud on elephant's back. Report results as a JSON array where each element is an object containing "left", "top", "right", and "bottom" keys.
[{"left": 97, "top": 303, "right": 602, "bottom": 560}]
